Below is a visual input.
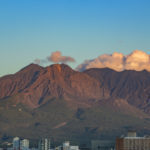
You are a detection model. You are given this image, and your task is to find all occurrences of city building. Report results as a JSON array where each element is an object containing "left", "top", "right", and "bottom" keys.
[
  {"left": 54, "top": 146, "right": 62, "bottom": 150},
  {"left": 54, "top": 141, "right": 79, "bottom": 150},
  {"left": 116, "top": 131, "right": 150, "bottom": 150},
  {"left": 69, "top": 146, "right": 79, "bottom": 150},
  {"left": 91, "top": 140, "right": 115, "bottom": 150},
  {"left": 63, "top": 141, "right": 70, "bottom": 150},
  {"left": 38, "top": 138, "right": 51, "bottom": 150},
  {"left": 63, "top": 141, "right": 79, "bottom": 150},
  {"left": 20, "top": 139, "right": 29, "bottom": 150},
  {"left": 13, "top": 137, "right": 20, "bottom": 150}
]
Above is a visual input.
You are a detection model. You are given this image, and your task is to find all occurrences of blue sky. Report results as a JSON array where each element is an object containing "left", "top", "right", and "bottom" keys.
[{"left": 0, "top": 0, "right": 150, "bottom": 76}]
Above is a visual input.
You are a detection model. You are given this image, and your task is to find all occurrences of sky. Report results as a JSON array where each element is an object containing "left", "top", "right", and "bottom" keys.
[{"left": 0, "top": 0, "right": 150, "bottom": 77}]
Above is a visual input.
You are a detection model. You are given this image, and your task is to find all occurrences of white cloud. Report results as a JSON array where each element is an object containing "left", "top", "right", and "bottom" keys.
[{"left": 77, "top": 50, "right": 150, "bottom": 72}]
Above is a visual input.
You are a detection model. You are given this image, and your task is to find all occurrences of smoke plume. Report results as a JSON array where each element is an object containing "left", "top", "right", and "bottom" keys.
[
  {"left": 34, "top": 51, "right": 75, "bottom": 65},
  {"left": 48, "top": 51, "right": 75, "bottom": 63}
]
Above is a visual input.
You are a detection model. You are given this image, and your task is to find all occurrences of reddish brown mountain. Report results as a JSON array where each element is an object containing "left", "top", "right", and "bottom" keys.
[
  {"left": 84, "top": 68, "right": 150, "bottom": 113},
  {"left": 1, "top": 63, "right": 150, "bottom": 113},
  {"left": 1, "top": 64, "right": 150, "bottom": 143},
  {"left": 0, "top": 64, "right": 106, "bottom": 108}
]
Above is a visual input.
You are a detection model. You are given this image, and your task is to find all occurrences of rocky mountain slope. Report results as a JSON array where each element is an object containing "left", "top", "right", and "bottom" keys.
[
  {"left": 1, "top": 63, "right": 150, "bottom": 144},
  {"left": 84, "top": 68, "right": 150, "bottom": 113},
  {"left": 0, "top": 64, "right": 106, "bottom": 108}
]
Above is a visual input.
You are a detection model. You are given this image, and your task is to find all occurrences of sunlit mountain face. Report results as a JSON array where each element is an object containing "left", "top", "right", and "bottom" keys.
[{"left": 1, "top": 63, "right": 150, "bottom": 143}]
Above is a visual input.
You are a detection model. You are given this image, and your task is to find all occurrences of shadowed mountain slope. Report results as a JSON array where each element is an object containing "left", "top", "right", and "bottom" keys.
[{"left": 84, "top": 68, "right": 150, "bottom": 113}]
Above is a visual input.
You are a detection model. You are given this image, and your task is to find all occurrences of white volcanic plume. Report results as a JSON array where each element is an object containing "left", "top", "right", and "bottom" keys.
[
  {"left": 47, "top": 51, "right": 75, "bottom": 63},
  {"left": 77, "top": 50, "right": 150, "bottom": 71},
  {"left": 34, "top": 51, "right": 75, "bottom": 65}
]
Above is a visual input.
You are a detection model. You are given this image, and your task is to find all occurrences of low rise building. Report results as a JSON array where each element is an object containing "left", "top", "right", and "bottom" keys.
[
  {"left": 13, "top": 137, "right": 20, "bottom": 150},
  {"left": 20, "top": 139, "right": 29, "bottom": 150},
  {"left": 69, "top": 146, "right": 79, "bottom": 150},
  {"left": 91, "top": 140, "right": 115, "bottom": 150},
  {"left": 116, "top": 131, "right": 150, "bottom": 150},
  {"left": 38, "top": 138, "right": 51, "bottom": 150},
  {"left": 55, "top": 141, "right": 79, "bottom": 150}
]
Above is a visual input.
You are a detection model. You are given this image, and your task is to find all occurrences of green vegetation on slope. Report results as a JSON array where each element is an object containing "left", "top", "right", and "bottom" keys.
[{"left": 0, "top": 97, "right": 150, "bottom": 145}]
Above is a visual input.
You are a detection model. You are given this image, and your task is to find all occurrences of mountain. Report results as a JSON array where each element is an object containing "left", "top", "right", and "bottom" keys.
[
  {"left": 0, "top": 64, "right": 106, "bottom": 108},
  {"left": 84, "top": 68, "right": 150, "bottom": 113},
  {"left": 1, "top": 64, "right": 150, "bottom": 145}
]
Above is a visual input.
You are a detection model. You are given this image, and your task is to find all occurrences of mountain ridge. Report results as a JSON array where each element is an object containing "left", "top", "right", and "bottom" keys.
[
  {"left": 1, "top": 63, "right": 150, "bottom": 112},
  {"left": 1, "top": 63, "right": 150, "bottom": 143}
]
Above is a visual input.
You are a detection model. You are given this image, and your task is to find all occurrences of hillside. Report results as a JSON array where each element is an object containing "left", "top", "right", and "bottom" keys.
[{"left": 1, "top": 64, "right": 150, "bottom": 144}]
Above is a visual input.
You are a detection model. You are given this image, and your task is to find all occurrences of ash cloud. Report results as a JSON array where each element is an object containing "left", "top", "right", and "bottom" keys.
[
  {"left": 77, "top": 50, "right": 150, "bottom": 72},
  {"left": 34, "top": 51, "right": 75, "bottom": 65}
]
